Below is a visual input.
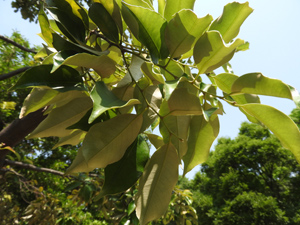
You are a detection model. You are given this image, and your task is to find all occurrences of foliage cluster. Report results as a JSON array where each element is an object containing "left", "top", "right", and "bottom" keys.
[{"left": 2, "top": 0, "right": 300, "bottom": 224}]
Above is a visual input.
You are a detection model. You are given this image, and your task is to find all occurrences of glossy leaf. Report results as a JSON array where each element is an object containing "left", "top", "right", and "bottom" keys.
[
  {"left": 135, "top": 143, "right": 179, "bottom": 225},
  {"left": 89, "top": 81, "right": 140, "bottom": 123},
  {"left": 98, "top": 135, "right": 150, "bottom": 197},
  {"left": 194, "top": 31, "right": 244, "bottom": 74},
  {"left": 183, "top": 115, "right": 219, "bottom": 175},
  {"left": 11, "top": 65, "right": 84, "bottom": 92},
  {"left": 89, "top": 3, "right": 120, "bottom": 43},
  {"left": 209, "top": 2, "right": 253, "bottom": 43},
  {"left": 123, "top": 0, "right": 153, "bottom": 9},
  {"left": 165, "top": 10, "right": 212, "bottom": 58},
  {"left": 82, "top": 114, "right": 143, "bottom": 169},
  {"left": 122, "top": 2, "right": 169, "bottom": 63},
  {"left": 164, "top": 0, "right": 196, "bottom": 21},
  {"left": 240, "top": 104, "right": 300, "bottom": 163},
  {"left": 29, "top": 96, "right": 92, "bottom": 138}
]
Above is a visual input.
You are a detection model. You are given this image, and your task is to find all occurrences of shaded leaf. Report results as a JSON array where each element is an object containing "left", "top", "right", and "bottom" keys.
[
  {"left": 53, "top": 130, "right": 86, "bottom": 149},
  {"left": 183, "top": 115, "right": 219, "bottom": 175},
  {"left": 240, "top": 104, "right": 300, "bottom": 163},
  {"left": 98, "top": 135, "right": 150, "bottom": 197},
  {"left": 194, "top": 31, "right": 244, "bottom": 74},
  {"left": 65, "top": 147, "right": 92, "bottom": 174},
  {"left": 145, "top": 133, "right": 164, "bottom": 149},
  {"left": 165, "top": 10, "right": 212, "bottom": 58},
  {"left": 11, "top": 65, "right": 85, "bottom": 92},
  {"left": 82, "top": 114, "right": 143, "bottom": 169},
  {"left": 135, "top": 143, "right": 179, "bottom": 225}
]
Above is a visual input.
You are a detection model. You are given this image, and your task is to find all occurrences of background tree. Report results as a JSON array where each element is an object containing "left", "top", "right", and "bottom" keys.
[{"left": 186, "top": 116, "right": 300, "bottom": 224}]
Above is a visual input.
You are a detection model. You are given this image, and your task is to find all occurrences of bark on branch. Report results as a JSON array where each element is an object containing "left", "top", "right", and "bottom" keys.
[
  {"left": 0, "top": 34, "right": 37, "bottom": 54},
  {"left": 4, "top": 159, "right": 68, "bottom": 177},
  {"left": 0, "top": 107, "right": 48, "bottom": 166},
  {"left": 0, "top": 66, "right": 32, "bottom": 81}
]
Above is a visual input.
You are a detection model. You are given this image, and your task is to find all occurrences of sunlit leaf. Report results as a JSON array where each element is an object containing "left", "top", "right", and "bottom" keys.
[
  {"left": 194, "top": 31, "right": 244, "bottom": 74},
  {"left": 82, "top": 114, "right": 143, "bottom": 169},
  {"left": 89, "top": 81, "right": 140, "bottom": 123},
  {"left": 183, "top": 115, "right": 219, "bottom": 175},
  {"left": 165, "top": 10, "right": 212, "bottom": 58},
  {"left": 209, "top": 2, "right": 253, "bottom": 43},
  {"left": 53, "top": 130, "right": 86, "bottom": 149},
  {"left": 122, "top": 2, "right": 169, "bottom": 63},
  {"left": 135, "top": 143, "right": 179, "bottom": 225},
  {"left": 38, "top": 7, "right": 53, "bottom": 46},
  {"left": 98, "top": 135, "right": 150, "bottom": 197},
  {"left": 240, "top": 104, "right": 300, "bottom": 163},
  {"left": 163, "top": 0, "right": 196, "bottom": 21},
  {"left": 145, "top": 133, "right": 164, "bottom": 149},
  {"left": 141, "top": 62, "right": 165, "bottom": 85},
  {"left": 65, "top": 147, "right": 92, "bottom": 174}
]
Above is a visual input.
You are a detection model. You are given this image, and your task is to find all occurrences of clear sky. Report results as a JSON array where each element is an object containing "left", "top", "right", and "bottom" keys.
[{"left": 1, "top": 0, "right": 300, "bottom": 178}]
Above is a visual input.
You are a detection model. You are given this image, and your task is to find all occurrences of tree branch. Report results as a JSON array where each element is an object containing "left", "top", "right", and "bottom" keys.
[
  {"left": 4, "top": 159, "right": 68, "bottom": 177},
  {"left": 0, "top": 107, "right": 48, "bottom": 166},
  {"left": 0, "top": 34, "right": 37, "bottom": 54},
  {"left": 0, "top": 66, "right": 32, "bottom": 81}
]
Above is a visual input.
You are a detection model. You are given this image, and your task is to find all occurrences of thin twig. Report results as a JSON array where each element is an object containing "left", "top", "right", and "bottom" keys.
[
  {"left": 0, "top": 66, "right": 32, "bottom": 81},
  {"left": 0, "top": 35, "right": 37, "bottom": 54}
]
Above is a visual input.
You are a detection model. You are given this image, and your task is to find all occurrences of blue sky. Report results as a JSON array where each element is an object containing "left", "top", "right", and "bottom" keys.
[{"left": 1, "top": 0, "right": 300, "bottom": 178}]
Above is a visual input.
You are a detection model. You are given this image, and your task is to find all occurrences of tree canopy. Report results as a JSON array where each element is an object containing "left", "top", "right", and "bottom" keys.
[{"left": 1, "top": 0, "right": 300, "bottom": 224}]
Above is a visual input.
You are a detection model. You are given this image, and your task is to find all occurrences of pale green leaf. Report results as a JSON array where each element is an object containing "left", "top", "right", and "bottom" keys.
[
  {"left": 123, "top": 0, "right": 153, "bottom": 9},
  {"left": 183, "top": 115, "right": 219, "bottom": 175},
  {"left": 20, "top": 88, "right": 59, "bottom": 118},
  {"left": 194, "top": 31, "right": 244, "bottom": 74},
  {"left": 89, "top": 81, "right": 140, "bottom": 123},
  {"left": 209, "top": 2, "right": 253, "bottom": 43},
  {"left": 232, "top": 73, "right": 296, "bottom": 102},
  {"left": 164, "top": 0, "right": 195, "bottom": 21},
  {"left": 82, "top": 114, "right": 143, "bottom": 169},
  {"left": 240, "top": 104, "right": 300, "bottom": 163},
  {"left": 122, "top": 2, "right": 169, "bottom": 63},
  {"left": 65, "top": 147, "right": 92, "bottom": 174},
  {"left": 29, "top": 96, "right": 92, "bottom": 138},
  {"left": 53, "top": 130, "right": 86, "bottom": 149},
  {"left": 165, "top": 10, "right": 212, "bottom": 58},
  {"left": 145, "top": 133, "right": 164, "bottom": 149},
  {"left": 135, "top": 143, "right": 179, "bottom": 225},
  {"left": 98, "top": 135, "right": 149, "bottom": 197},
  {"left": 38, "top": 7, "right": 53, "bottom": 46},
  {"left": 141, "top": 62, "right": 165, "bottom": 85},
  {"left": 158, "top": 0, "right": 165, "bottom": 15}
]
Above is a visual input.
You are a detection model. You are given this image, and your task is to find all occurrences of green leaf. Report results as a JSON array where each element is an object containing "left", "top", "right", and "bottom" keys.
[
  {"left": 209, "top": 2, "right": 253, "bottom": 43},
  {"left": 98, "top": 135, "right": 150, "bottom": 197},
  {"left": 183, "top": 115, "right": 219, "bottom": 175},
  {"left": 165, "top": 10, "right": 212, "bottom": 58},
  {"left": 135, "top": 85, "right": 162, "bottom": 132},
  {"left": 64, "top": 181, "right": 82, "bottom": 192},
  {"left": 194, "top": 31, "right": 244, "bottom": 74},
  {"left": 89, "top": 3, "right": 120, "bottom": 43},
  {"left": 231, "top": 73, "right": 297, "bottom": 102},
  {"left": 123, "top": 0, "right": 154, "bottom": 9},
  {"left": 53, "top": 51, "right": 116, "bottom": 78},
  {"left": 66, "top": 147, "right": 92, "bottom": 174},
  {"left": 163, "top": 0, "right": 196, "bottom": 21},
  {"left": 53, "top": 130, "right": 86, "bottom": 149},
  {"left": 20, "top": 88, "right": 59, "bottom": 117},
  {"left": 122, "top": 2, "right": 169, "bottom": 63},
  {"left": 135, "top": 143, "right": 179, "bottom": 225},
  {"left": 29, "top": 95, "right": 92, "bottom": 138},
  {"left": 240, "top": 104, "right": 300, "bottom": 163},
  {"left": 38, "top": 7, "right": 53, "bottom": 46},
  {"left": 81, "top": 114, "right": 143, "bottom": 169},
  {"left": 145, "top": 133, "right": 164, "bottom": 149},
  {"left": 11, "top": 65, "right": 85, "bottom": 92},
  {"left": 141, "top": 62, "right": 165, "bottom": 85},
  {"left": 89, "top": 81, "right": 140, "bottom": 123},
  {"left": 160, "top": 115, "right": 191, "bottom": 158}
]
